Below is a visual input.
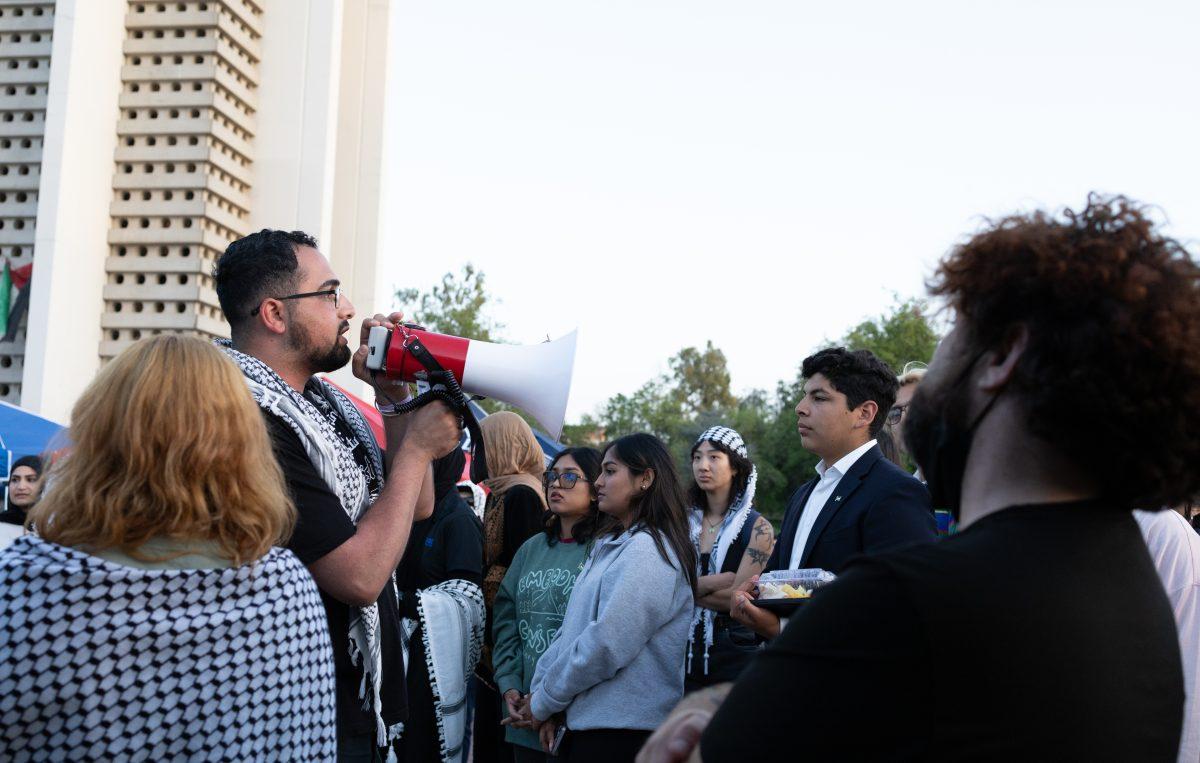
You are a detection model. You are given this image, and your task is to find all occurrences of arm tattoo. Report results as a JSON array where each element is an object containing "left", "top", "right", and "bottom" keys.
[
  {"left": 746, "top": 546, "right": 770, "bottom": 567},
  {"left": 753, "top": 518, "right": 773, "bottom": 541}
]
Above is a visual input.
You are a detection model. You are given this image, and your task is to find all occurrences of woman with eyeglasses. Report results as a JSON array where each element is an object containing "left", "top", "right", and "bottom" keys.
[
  {"left": 476, "top": 411, "right": 551, "bottom": 763},
  {"left": 528, "top": 434, "right": 696, "bottom": 761},
  {"left": 492, "top": 447, "right": 604, "bottom": 762}
]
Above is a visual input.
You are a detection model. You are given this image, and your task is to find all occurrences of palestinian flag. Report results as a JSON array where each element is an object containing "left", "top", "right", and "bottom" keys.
[{"left": 0, "top": 261, "right": 33, "bottom": 342}]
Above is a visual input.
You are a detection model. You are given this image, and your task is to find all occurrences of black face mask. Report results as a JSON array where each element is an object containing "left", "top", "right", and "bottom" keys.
[{"left": 902, "top": 350, "right": 1000, "bottom": 520}]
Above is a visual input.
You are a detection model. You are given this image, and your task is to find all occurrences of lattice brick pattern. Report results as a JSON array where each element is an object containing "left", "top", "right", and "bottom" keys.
[
  {"left": 0, "top": 1, "right": 54, "bottom": 404},
  {"left": 102, "top": 0, "right": 261, "bottom": 360}
]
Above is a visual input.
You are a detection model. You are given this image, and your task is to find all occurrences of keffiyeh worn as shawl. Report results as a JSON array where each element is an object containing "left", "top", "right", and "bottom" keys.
[
  {"left": 0, "top": 535, "right": 336, "bottom": 761},
  {"left": 399, "top": 579, "right": 485, "bottom": 762},
  {"left": 218, "top": 341, "right": 394, "bottom": 744},
  {"left": 687, "top": 426, "right": 758, "bottom": 675}
]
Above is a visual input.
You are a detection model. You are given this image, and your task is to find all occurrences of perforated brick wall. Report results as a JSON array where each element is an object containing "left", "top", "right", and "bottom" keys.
[
  {"left": 0, "top": 0, "right": 54, "bottom": 404},
  {"left": 102, "top": 0, "right": 261, "bottom": 360}
]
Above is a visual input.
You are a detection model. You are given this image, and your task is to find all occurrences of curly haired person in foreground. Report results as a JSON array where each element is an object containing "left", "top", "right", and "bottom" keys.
[{"left": 641, "top": 194, "right": 1200, "bottom": 762}]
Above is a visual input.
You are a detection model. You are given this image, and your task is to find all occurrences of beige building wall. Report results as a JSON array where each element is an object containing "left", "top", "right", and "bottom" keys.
[
  {"left": 0, "top": 0, "right": 56, "bottom": 406},
  {"left": 11, "top": 0, "right": 395, "bottom": 420},
  {"left": 251, "top": 0, "right": 391, "bottom": 395}
]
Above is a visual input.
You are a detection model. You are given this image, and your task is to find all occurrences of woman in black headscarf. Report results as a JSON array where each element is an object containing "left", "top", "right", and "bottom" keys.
[
  {"left": 394, "top": 447, "right": 485, "bottom": 762},
  {"left": 1, "top": 455, "right": 45, "bottom": 526}
]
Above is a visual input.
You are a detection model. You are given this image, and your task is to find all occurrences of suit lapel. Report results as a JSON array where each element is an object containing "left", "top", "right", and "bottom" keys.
[{"left": 799, "top": 446, "right": 882, "bottom": 567}]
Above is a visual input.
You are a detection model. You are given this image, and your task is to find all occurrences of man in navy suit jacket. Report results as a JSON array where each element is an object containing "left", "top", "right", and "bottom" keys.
[{"left": 732, "top": 347, "right": 935, "bottom": 639}]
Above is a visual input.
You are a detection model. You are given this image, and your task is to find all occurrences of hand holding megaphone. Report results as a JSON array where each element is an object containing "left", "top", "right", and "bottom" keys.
[
  {"left": 353, "top": 312, "right": 461, "bottom": 460},
  {"left": 352, "top": 312, "right": 413, "bottom": 397}
]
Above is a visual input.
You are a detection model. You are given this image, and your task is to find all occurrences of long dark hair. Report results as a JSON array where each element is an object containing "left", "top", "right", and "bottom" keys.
[
  {"left": 686, "top": 438, "right": 753, "bottom": 513},
  {"left": 604, "top": 434, "right": 698, "bottom": 592},
  {"left": 545, "top": 447, "right": 604, "bottom": 545}
]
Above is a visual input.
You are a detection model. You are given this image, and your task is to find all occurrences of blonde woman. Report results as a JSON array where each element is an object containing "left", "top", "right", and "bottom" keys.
[{"left": 0, "top": 335, "right": 335, "bottom": 760}]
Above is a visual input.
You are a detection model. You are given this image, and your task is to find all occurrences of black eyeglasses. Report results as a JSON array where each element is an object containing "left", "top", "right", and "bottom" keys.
[
  {"left": 251, "top": 286, "right": 341, "bottom": 317},
  {"left": 886, "top": 403, "right": 909, "bottom": 427},
  {"left": 543, "top": 470, "right": 589, "bottom": 489}
]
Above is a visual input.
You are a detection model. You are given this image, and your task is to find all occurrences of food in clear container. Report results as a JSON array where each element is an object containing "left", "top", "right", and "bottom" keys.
[{"left": 755, "top": 569, "right": 836, "bottom": 600}]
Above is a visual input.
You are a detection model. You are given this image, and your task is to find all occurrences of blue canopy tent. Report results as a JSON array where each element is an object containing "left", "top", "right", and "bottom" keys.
[{"left": 0, "top": 401, "right": 66, "bottom": 480}]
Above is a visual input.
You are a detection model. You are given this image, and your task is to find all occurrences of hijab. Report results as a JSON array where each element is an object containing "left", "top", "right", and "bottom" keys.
[
  {"left": 479, "top": 412, "right": 545, "bottom": 503},
  {"left": 6, "top": 454, "right": 44, "bottom": 516}
]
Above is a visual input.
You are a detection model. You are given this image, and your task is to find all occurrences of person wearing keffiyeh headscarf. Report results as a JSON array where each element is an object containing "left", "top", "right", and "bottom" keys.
[{"left": 684, "top": 426, "right": 775, "bottom": 692}]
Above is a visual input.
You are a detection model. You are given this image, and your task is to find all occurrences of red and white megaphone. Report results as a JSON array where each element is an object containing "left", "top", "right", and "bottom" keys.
[{"left": 365, "top": 325, "right": 577, "bottom": 440}]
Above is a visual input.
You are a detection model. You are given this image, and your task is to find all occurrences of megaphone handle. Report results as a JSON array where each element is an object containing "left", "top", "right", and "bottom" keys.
[{"left": 388, "top": 335, "right": 490, "bottom": 483}]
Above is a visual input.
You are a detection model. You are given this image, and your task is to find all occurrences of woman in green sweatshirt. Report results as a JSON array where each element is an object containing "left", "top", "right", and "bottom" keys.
[{"left": 492, "top": 446, "right": 603, "bottom": 762}]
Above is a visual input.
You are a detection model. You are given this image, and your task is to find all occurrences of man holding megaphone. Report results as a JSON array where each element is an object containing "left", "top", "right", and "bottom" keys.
[{"left": 213, "top": 229, "right": 462, "bottom": 759}]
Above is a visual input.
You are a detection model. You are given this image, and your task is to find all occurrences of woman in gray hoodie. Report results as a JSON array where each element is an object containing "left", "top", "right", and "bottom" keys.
[{"left": 529, "top": 433, "right": 696, "bottom": 762}]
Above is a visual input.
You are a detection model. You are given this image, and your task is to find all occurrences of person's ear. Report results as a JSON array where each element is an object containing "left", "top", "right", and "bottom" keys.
[
  {"left": 258, "top": 299, "right": 288, "bottom": 336},
  {"left": 978, "top": 324, "right": 1028, "bottom": 392},
  {"left": 641, "top": 468, "right": 656, "bottom": 491},
  {"left": 854, "top": 400, "right": 879, "bottom": 431}
]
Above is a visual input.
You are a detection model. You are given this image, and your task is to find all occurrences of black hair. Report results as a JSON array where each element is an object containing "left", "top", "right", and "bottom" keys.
[
  {"left": 212, "top": 229, "right": 318, "bottom": 334},
  {"left": 432, "top": 447, "right": 466, "bottom": 505},
  {"left": 11, "top": 455, "right": 43, "bottom": 476},
  {"left": 544, "top": 447, "right": 604, "bottom": 545},
  {"left": 801, "top": 347, "right": 898, "bottom": 436},
  {"left": 686, "top": 437, "right": 753, "bottom": 513},
  {"left": 603, "top": 433, "right": 698, "bottom": 592}
]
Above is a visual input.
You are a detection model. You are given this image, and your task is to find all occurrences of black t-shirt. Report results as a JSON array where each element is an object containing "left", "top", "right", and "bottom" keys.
[
  {"left": 264, "top": 411, "right": 407, "bottom": 736},
  {"left": 702, "top": 501, "right": 1184, "bottom": 761},
  {"left": 396, "top": 490, "right": 484, "bottom": 601}
]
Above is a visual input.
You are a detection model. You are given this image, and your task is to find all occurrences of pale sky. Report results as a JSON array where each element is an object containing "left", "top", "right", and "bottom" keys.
[{"left": 378, "top": 1, "right": 1200, "bottom": 423}]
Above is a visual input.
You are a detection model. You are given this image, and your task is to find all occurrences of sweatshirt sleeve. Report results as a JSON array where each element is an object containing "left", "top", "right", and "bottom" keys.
[
  {"left": 492, "top": 539, "right": 531, "bottom": 696},
  {"left": 530, "top": 533, "right": 683, "bottom": 720}
]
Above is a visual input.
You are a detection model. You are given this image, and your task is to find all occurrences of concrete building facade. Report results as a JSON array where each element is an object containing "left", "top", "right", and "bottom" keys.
[{"left": 1, "top": 0, "right": 393, "bottom": 422}]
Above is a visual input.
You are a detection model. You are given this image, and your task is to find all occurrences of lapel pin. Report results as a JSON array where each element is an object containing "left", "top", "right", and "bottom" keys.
[{"left": 834, "top": 496, "right": 842, "bottom": 502}]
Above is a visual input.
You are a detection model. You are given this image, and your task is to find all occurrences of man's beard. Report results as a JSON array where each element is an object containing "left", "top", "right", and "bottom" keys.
[
  {"left": 902, "top": 357, "right": 977, "bottom": 519},
  {"left": 289, "top": 320, "right": 352, "bottom": 374}
]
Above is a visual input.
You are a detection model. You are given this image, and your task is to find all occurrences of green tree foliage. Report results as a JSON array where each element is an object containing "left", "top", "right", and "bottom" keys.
[
  {"left": 394, "top": 263, "right": 503, "bottom": 341},
  {"left": 840, "top": 297, "right": 940, "bottom": 372},
  {"left": 670, "top": 342, "right": 738, "bottom": 417}
]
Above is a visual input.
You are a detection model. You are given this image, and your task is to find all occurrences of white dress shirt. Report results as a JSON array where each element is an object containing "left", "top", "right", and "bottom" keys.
[
  {"left": 1133, "top": 509, "right": 1200, "bottom": 763},
  {"left": 787, "top": 439, "right": 878, "bottom": 570}
]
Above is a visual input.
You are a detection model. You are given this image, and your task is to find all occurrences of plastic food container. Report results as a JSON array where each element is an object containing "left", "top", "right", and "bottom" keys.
[{"left": 752, "top": 569, "right": 836, "bottom": 614}]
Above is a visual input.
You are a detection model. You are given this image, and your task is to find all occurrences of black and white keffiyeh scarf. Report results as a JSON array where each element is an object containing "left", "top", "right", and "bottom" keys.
[
  {"left": 0, "top": 535, "right": 336, "bottom": 761},
  {"left": 218, "top": 341, "right": 394, "bottom": 744},
  {"left": 399, "top": 579, "right": 485, "bottom": 762},
  {"left": 687, "top": 425, "right": 758, "bottom": 675}
]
